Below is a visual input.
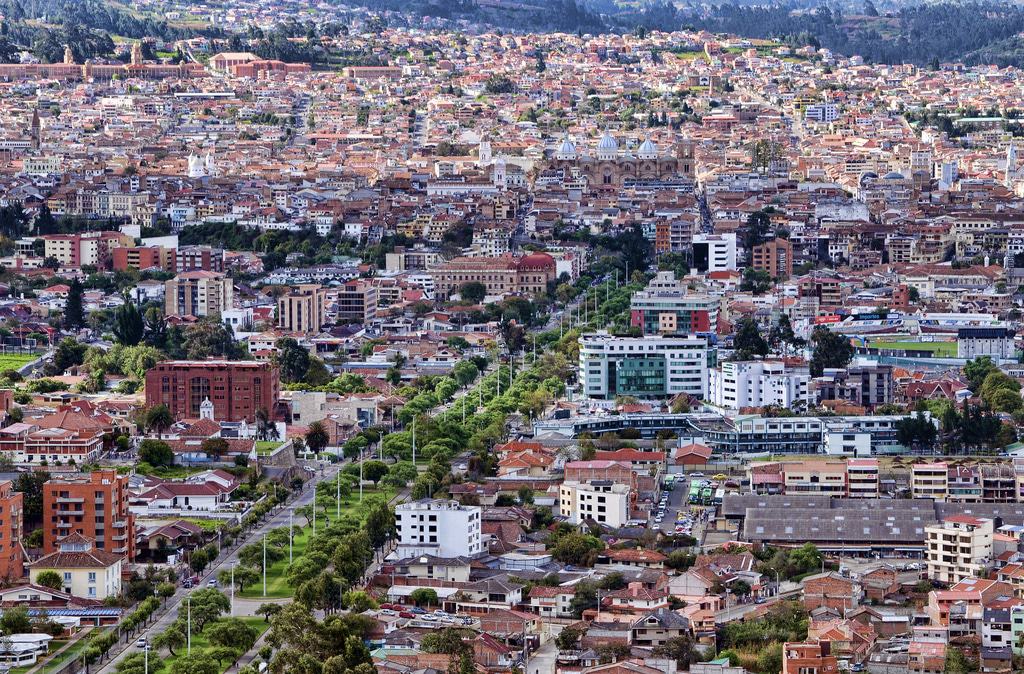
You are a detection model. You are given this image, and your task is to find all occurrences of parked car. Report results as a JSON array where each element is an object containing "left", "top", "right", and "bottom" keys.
[
  {"left": 136, "top": 638, "right": 148, "bottom": 648},
  {"left": 379, "top": 609, "right": 396, "bottom": 616},
  {"left": 399, "top": 611, "right": 415, "bottom": 619},
  {"left": 206, "top": 579, "right": 218, "bottom": 588},
  {"left": 410, "top": 607, "right": 427, "bottom": 614}
]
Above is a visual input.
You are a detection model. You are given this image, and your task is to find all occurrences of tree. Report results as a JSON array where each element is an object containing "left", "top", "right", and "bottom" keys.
[
  {"left": 257, "top": 602, "right": 283, "bottom": 622},
  {"left": 964, "top": 356, "right": 997, "bottom": 391},
  {"left": 156, "top": 582, "right": 176, "bottom": 603},
  {"left": 896, "top": 412, "right": 938, "bottom": 450},
  {"left": 305, "top": 421, "right": 329, "bottom": 454},
  {"left": 276, "top": 338, "right": 311, "bottom": 384},
  {"left": 742, "top": 209, "right": 772, "bottom": 254},
  {"left": 144, "top": 404, "right": 174, "bottom": 435},
  {"left": 190, "top": 549, "right": 209, "bottom": 573},
  {"left": 364, "top": 500, "right": 395, "bottom": 551},
  {"left": 0, "top": 607, "right": 30, "bottom": 635},
  {"left": 182, "top": 589, "right": 230, "bottom": 633},
  {"left": 421, "top": 628, "right": 471, "bottom": 655},
  {"left": 556, "top": 624, "right": 585, "bottom": 650},
  {"left": 550, "top": 532, "right": 604, "bottom": 566},
  {"left": 35, "top": 570, "right": 63, "bottom": 590},
  {"left": 153, "top": 626, "right": 186, "bottom": 656},
  {"left": 809, "top": 326, "right": 854, "bottom": 377},
  {"left": 458, "top": 281, "right": 486, "bottom": 303},
  {"left": 342, "top": 590, "right": 377, "bottom": 613},
  {"left": 732, "top": 317, "right": 768, "bottom": 359},
  {"left": 206, "top": 618, "right": 260, "bottom": 653},
  {"left": 944, "top": 646, "right": 977, "bottom": 674},
  {"left": 169, "top": 653, "right": 220, "bottom": 674},
  {"left": 652, "top": 635, "right": 697, "bottom": 667},
  {"left": 740, "top": 267, "right": 773, "bottom": 294},
  {"left": 201, "top": 438, "right": 230, "bottom": 458},
  {"left": 410, "top": 588, "right": 438, "bottom": 607},
  {"left": 64, "top": 278, "right": 85, "bottom": 330},
  {"left": 14, "top": 471, "right": 48, "bottom": 527},
  {"left": 218, "top": 566, "right": 260, "bottom": 593},
  {"left": 360, "top": 460, "right": 389, "bottom": 487},
  {"left": 113, "top": 299, "right": 145, "bottom": 346},
  {"left": 139, "top": 439, "right": 174, "bottom": 468}
]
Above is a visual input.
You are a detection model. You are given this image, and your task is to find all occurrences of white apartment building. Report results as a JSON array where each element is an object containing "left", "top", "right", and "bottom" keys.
[
  {"left": 710, "top": 360, "right": 812, "bottom": 411},
  {"left": 804, "top": 103, "right": 839, "bottom": 123},
  {"left": 925, "top": 516, "right": 994, "bottom": 584},
  {"left": 579, "top": 332, "right": 710, "bottom": 400},
  {"left": 394, "top": 499, "right": 482, "bottom": 559},
  {"left": 692, "top": 233, "right": 737, "bottom": 272},
  {"left": 558, "top": 480, "right": 630, "bottom": 528}
]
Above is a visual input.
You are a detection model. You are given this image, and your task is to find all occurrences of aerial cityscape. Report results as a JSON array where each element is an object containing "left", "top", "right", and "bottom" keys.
[{"left": 0, "top": 1, "right": 1024, "bottom": 674}]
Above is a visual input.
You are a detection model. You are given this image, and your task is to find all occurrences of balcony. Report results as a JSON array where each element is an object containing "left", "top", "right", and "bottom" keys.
[
  {"left": 58, "top": 509, "right": 83, "bottom": 516},
  {"left": 56, "top": 522, "right": 72, "bottom": 529},
  {"left": 112, "top": 520, "right": 127, "bottom": 529},
  {"left": 112, "top": 546, "right": 127, "bottom": 554},
  {"left": 111, "top": 534, "right": 127, "bottom": 542},
  {"left": 55, "top": 497, "right": 84, "bottom": 504}
]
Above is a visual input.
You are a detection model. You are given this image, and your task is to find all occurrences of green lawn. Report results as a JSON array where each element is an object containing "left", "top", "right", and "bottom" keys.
[
  {"left": 256, "top": 441, "right": 283, "bottom": 456},
  {"left": 133, "top": 463, "right": 207, "bottom": 479},
  {"left": 868, "top": 340, "right": 958, "bottom": 357},
  {"left": 0, "top": 353, "right": 38, "bottom": 371},
  {"left": 161, "top": 616, "right": 269, "bottom": 672},
  {"left": 239, "top": 484, "right": 394, "bottom": 599}
]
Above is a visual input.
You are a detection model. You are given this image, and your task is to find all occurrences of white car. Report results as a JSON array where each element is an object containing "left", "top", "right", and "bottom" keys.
[{"left": 379, "top": 609, "right": 396, "bottom": 616}]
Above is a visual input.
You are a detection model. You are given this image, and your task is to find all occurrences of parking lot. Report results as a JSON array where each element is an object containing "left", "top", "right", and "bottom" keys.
[{"left": 651, "top": 477, "right": 701, "bottom": 538}]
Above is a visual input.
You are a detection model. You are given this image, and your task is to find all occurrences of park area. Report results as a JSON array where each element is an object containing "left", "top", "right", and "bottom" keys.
[{"left": 238, "top": 477, "right": 395, "bottom": 600}]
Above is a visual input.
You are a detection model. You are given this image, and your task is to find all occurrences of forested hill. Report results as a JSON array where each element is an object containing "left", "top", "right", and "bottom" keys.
[
  {"left": 672, "top": 2, "right": 1024, "bottom": 68},
  {"left": 335, "top": 0, "right": 1024, "bottom": 69}
]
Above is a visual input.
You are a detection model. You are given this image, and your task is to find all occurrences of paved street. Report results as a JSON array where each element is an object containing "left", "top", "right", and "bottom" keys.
[{"left": 93, "top": 461, "right": 342, "bottom": 674}]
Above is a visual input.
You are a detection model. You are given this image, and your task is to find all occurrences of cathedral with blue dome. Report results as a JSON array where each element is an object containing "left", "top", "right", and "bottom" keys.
[{"left": 548, "top": 132, "right": 694, "bottom": 190}]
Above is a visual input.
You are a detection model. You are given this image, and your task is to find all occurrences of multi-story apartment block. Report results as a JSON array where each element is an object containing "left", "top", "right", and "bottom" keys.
[
  {"left": 692, "top": 233, "right": 737, "bottom": 272},
  {"left": 334, "top": 280, "right": 378, "bottom": 323},
  {"left": 813, "top": 363, "right": 894, "bottom": 410},
  {"left": 112, "top": 246, "right": 175, "bottom": 273},
  {"left": 628, "top": 272, "right": 718, "bottom": 335},
  {"left": 277, "top": 284, "right": 328, "bottom": 335},
  {"left": 0, "top": 481, "right": 23, "bottom": 582},
  {"left": 164, "top": 271, "right": 234, "bottom": 318},
  {"left": 176, "top": 245, "right": 224, "bottom": 273},
  {"left": 710, "top": 360, "right": 812, "bottom": 411},
  {"left": 926, "top": 516, "right": 993, "bottom": 584},
  {"left": 43, "top": 470, "right": 135, "bottom": 561},
  {"left": 558, "top": 480, "right": 631, "bottom": 528},
  {"left": 912, "top": 463, "right": 949, "bottom": 500},
  {"left": 42, "top": 231, "right": 134, "bottom": 269},
  {"left": 751, "top": 237, "right": 793, "bottom": 278},
  {"left": 144, "top": 360, "right": 280, "bottom": 422},
  {"left": 579, "top": 331, "right": 710, "bottom": 400},
  {"left": 847, "top": 458, "right": 880, "bottom": 498},
  {"left": 394, "top": 499, "right": 482, "bottom": 559}
]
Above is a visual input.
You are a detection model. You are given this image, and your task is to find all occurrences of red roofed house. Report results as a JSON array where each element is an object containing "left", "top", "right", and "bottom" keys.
[
  {"left": 672, "top": 442, "right": 712, "bottom": 470},
  {"left": 594, "top": 448, "right": 664, "bottom": 471}
]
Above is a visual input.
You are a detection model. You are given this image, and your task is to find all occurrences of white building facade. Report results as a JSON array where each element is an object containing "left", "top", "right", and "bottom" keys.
[{"left": 394, "top": 499, "right": 482, "bottom": 559}]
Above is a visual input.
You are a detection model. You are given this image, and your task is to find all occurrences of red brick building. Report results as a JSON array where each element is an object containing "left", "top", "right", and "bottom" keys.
[
  {"left": 145, "top": 360, "right": 280, "bottom": 422},
  {"left": 0, "top": 480, "right": 24, "bottom": 582},
  {"left": 803, "top": 572, "right": 861, "bottom": 613},
  {"left": 112, "top": 246, "right": 175, "bottom": 273},
  {"left": 783, "top": 641, "right": 839, "bottom": 674},
  {"left": 43, "top": 470, "right": 135, "bottom": 561}
]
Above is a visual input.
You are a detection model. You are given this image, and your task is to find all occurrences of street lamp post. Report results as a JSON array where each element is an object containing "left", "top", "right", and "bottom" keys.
[
  {"left": 187, "top": 594, "right": 192, "bottom": 655},
  {"left": 262, "top": 533, "right": 267, "bottom": 597}
]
